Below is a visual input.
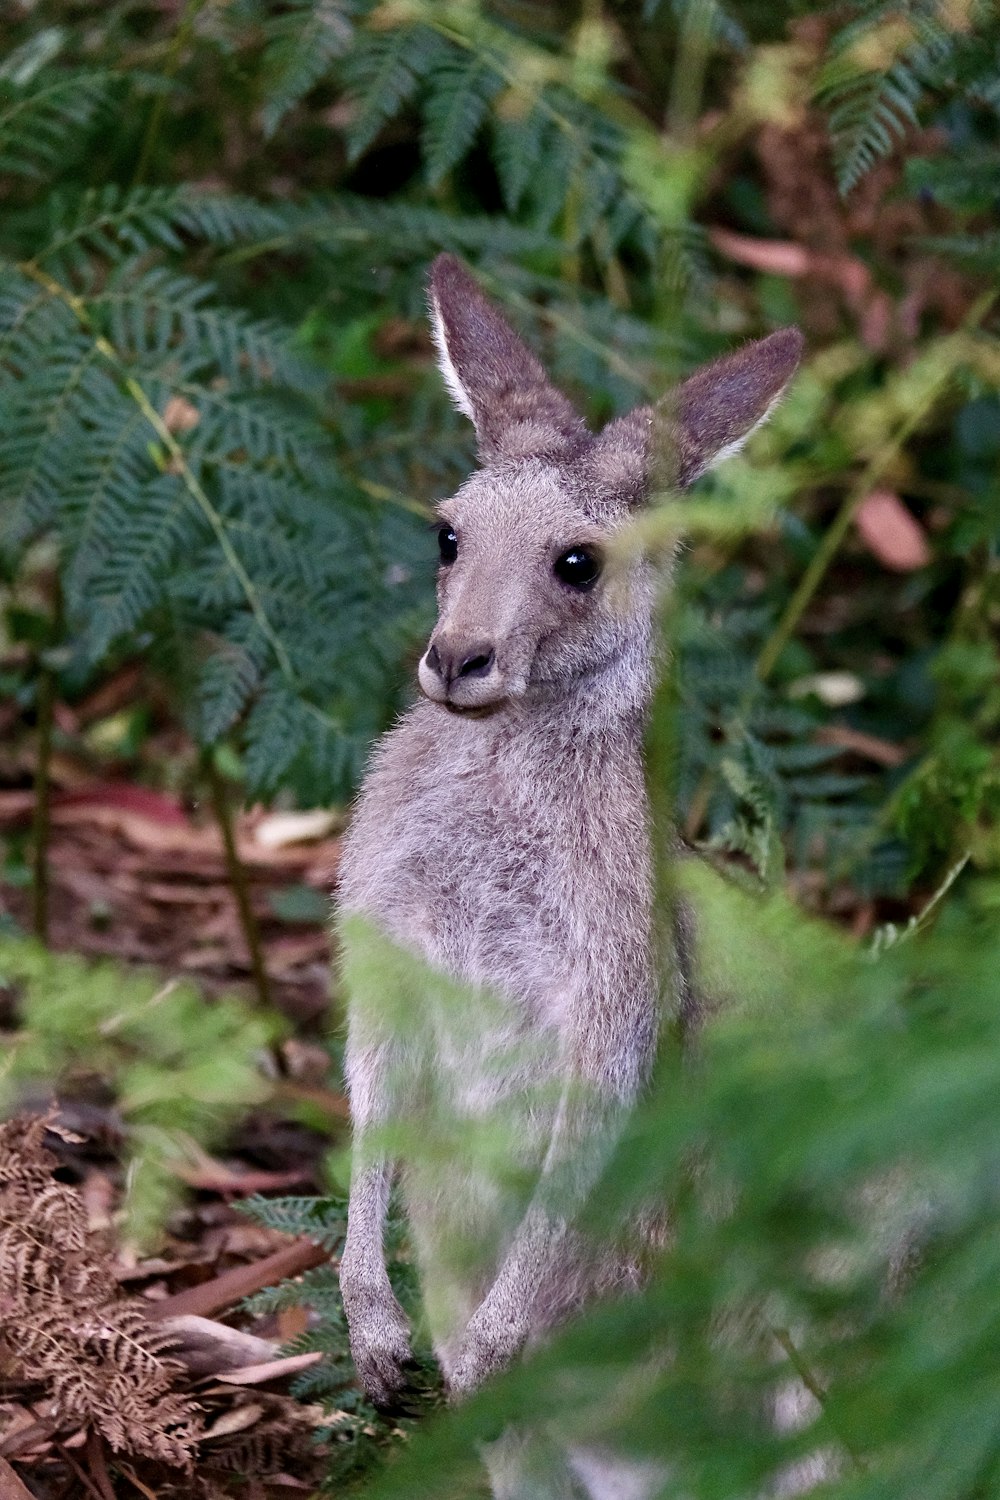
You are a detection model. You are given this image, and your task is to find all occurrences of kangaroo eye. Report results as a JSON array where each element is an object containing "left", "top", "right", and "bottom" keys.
[
  {"left": 553, "top": 546, "right": 600, "bottom": 591},
  {"left": 438, "top": 525, "right": 458, "bottom": 564}
]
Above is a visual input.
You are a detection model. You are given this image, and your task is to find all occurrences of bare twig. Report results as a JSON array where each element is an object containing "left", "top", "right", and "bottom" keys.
[
  {"left": 30, "top": 664, "right": 55, "bottom": 944},
  {"left": 148, "top": 1239, "right": 328, "bottom": 1322},
  {"left": 203, "top": 754, "right": 272, "bottom": 1012}
]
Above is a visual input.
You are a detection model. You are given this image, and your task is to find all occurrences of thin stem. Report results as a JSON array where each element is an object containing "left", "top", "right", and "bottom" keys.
[
  {"left": 132, "top": 0, "right": 206, "bottom": 186},
  {"left": 31, "top": 663, "right": 55, "bottom": 944},
  {"left": 204, "top": 754, "right": 272, "bottom": 1012},
  {"left": 667, "top": 0, "right": 715, "bottom": 140},
  {"left": 772, "top": 1325, "right": 867, "bottom": 1475}
]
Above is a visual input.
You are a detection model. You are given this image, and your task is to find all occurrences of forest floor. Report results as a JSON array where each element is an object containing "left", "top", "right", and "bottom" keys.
[{"left": 0, "top": 684, "right": 384, "bottom": 1497}]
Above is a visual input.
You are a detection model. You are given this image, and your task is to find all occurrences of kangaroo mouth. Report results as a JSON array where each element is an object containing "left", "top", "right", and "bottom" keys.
[{"left": 442, "top": 698, "right": 506, "bottom": 718}]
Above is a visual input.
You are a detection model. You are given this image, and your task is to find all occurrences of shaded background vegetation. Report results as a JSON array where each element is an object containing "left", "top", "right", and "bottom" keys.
[{"left": 1, "top": 0, "right": 999, "bottom": 1494}]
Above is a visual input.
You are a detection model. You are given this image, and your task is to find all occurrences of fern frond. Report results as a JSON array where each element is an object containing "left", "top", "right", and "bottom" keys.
[
  {"left": 915, "top": 231, "right": 1000, "bottom": 268},
  {"left": 421, "top": 53, "right": 504, "bottom": 187},
  {"left": 906, "top": 146, "right": 1000, "bottom": 210},
  {"left": 342, "top": 24, "right": 447, "bottom": 162},
  {"left": 93, "top": 262, "right": 323, "bottom": 395},
  {"left": 816, "top": 4, "right": 958, "bottom": 194},
  {"left": 25, "top": 185, "right": 293, "bottom": 274},
  {"left": 300, "top": 193, "right": 560, "bottom": 261},
  {"left": 238, "top": 1193, "right": 347, "bottom": 1250},
  {"left": 0, "top": 69, "right": 113, "bottom": 180},
  {"left": 490, "top": 103, "right": 549, "bottom": 214},
  {"left": 260, "top": 0, "right": 354, "bottom": 138}
]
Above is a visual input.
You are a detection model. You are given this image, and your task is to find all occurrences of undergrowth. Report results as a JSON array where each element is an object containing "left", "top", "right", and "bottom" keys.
[{"left": 0, "top": 938, "right": 277, "bottom": 1243}]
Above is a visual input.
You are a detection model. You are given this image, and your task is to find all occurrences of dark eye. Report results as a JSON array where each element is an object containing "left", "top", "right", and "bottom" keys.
[
  {"left": 553, "top": 546, "right": 600, "bottom": 591},
  {"left": 438, "top": 525, "right": 458, "bottom": 564}
]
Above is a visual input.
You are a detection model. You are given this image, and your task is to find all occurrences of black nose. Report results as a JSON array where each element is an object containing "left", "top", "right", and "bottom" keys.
[{"left": 426, "top": 641, "right": 496, "bottom": 686}]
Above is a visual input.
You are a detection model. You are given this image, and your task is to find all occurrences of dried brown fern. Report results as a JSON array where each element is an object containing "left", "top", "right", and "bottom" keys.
[{"left": 0, "top": 1114, "right": 202, "bottom": 1469}]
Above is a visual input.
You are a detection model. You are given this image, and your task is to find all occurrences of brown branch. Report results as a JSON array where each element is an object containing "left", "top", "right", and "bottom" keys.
[
  {"left": 30, "top": 664, "right": 55, "bottom": 944},
  {"left": 203, "top": 754, "right": 272, "bottom": 1011},
  {"left": 148, "top": 1239, "right": 328, "bottom": 1321}
]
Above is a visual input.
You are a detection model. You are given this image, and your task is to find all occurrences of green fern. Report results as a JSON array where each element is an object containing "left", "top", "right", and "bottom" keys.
[
  {"left": 342, "top": 23, "right": 448, "bottom": 162},
  {"left": 239, "top": 1193, "right": 348, "bottom": 1250},
  {"left": 239, "top": 1191, "right": 441, "bottom": 1484},
  {"left": 260, "top": 0, "right": 354, "bottom": 138},
  {"left": 0, "top": 937, "right": 277, "bottom": 1244},
  {"left": 0, "top": 67, "right": 114, "bottom": 180},
  {"left": 0, "top": 174, "right": 426, "bottom": 802},
  {"left": 815, "top": 2, "right": 960, "bottom": 194},
  {"left": 421, "top": 52, "right": 504, "bottom": 186},
  {"left": 491, "top": 104, "right": 550, "bottom": 215}
]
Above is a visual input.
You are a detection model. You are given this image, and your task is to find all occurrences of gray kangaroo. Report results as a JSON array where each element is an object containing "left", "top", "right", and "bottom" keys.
[{"left": 337, "top": 254, "right": 803, "bottom": 1498}]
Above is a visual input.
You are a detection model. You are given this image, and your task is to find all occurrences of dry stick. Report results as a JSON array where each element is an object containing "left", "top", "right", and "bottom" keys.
[
  {"left": 148, "top": 1238, "right": 328, "bottom": 1321},
  {"left": 30, "top": 664, "right": 55, "bottom": 943},
  {"left": 53, "top": 1444, "right": 107, "bottom": 1500},
  {"left": 84, "top": 1432, "right": 116, "bottom": 1500},
  {"left": 203, "top": 754, "right": 272, "bottom": 1012}
]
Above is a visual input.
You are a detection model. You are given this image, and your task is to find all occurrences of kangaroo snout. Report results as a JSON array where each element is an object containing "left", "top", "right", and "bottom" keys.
[
  {"left": 419, "top": 634, "right": 504, "bottom": 709},
  {"left": 426, "top": 639, "right": 496, "bottom": 685}
]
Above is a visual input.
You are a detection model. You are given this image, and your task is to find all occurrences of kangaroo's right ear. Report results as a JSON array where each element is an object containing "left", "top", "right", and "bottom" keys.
[
  {"left": 429, "top": 255, "right": 586, "bottom": 464},
  {"left": 590, "top": 328, "right": 804, "bottom": 503}
]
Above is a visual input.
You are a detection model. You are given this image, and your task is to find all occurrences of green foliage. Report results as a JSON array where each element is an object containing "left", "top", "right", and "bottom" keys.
[
  {"left": 815, "top": 0, "right": 959, "bottom": 193},
  {"left": 2, "top": 0, "right": 992, "bottom": 864},
  {"left": 0, "top": 937, "right": 277, "bottom": 1244},
  {"left": 1, "top": 0, "right": 1000, "bottom": 1491},
  {"left": 340, "top": 867, "right": 1000, "bottom": 1500}
]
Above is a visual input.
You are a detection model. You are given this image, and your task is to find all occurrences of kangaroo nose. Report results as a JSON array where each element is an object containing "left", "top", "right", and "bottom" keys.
[{"left": 426, "top": 641, "right": 496, "bottom": 686}]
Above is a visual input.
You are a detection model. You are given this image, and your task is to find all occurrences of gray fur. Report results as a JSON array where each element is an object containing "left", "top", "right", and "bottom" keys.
[{"left": 337, "top": 255, "right": 802, "bottom": 1494}]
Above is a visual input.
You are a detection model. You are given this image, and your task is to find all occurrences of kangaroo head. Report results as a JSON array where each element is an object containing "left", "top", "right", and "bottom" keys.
[{"left": 418, "top": 255, "right": 803, "bottom": 715}]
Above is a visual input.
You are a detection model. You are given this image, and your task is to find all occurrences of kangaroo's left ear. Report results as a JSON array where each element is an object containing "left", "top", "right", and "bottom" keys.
[
  {"left": 590, "top": 328, "right": 804, "bottom": 502},
  {"left": 428, "top": 254, "right": 587, "bottom": 463}
]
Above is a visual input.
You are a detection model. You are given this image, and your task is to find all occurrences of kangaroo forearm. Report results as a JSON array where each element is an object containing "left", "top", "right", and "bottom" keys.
[
  {"left": 341, "top": 1157, "right": 394, "bottom": 1290},
  {"left": 340, "top": 1156, "right": 417, "bottom": 1411},
  {"left": 446, "top": 1088, "right": 631, "bottom": 1396}
]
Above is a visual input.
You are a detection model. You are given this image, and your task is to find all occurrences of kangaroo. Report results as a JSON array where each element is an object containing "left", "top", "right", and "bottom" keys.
[{"left": 337, "top": 253, "right": 803, "bottom": 1498}]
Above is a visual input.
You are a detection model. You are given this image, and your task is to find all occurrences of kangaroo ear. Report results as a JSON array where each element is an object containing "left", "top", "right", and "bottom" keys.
[
  {"left": 674, "top": 327, "right": 803, "bottom": 484},
  {"left": 428, "top": 255, "right": 586, "bottom": 463},
  {"left": 589, "top": 328, "right": 803, "bottom": 503}
]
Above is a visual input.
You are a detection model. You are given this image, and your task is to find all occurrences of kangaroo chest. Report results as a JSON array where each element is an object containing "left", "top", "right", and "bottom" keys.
[{"left": 340, "top": 707, "right": 650, "bottom": 1036}]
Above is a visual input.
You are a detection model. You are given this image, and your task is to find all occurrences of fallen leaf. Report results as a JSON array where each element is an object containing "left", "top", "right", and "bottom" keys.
[
  {"left": 214, "top": 1352, "right": 323, "bottom": 1386},
  {"left": 816, "top": 724, "right": 908, "bottom": 767},
  {"left": 254, "top": 809, "right": 340, "bottom": 849},
  {"left": 200, "top": 1403, "right": 265, "bottom": 1442},
  {"left": 855, "top": 490, "right": 931, "bottom": 571}
]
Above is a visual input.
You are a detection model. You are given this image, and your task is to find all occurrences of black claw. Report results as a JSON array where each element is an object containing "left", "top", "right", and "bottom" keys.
[{"left": 368, "top": 1357, "right": 441, "bottom": 1418}]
